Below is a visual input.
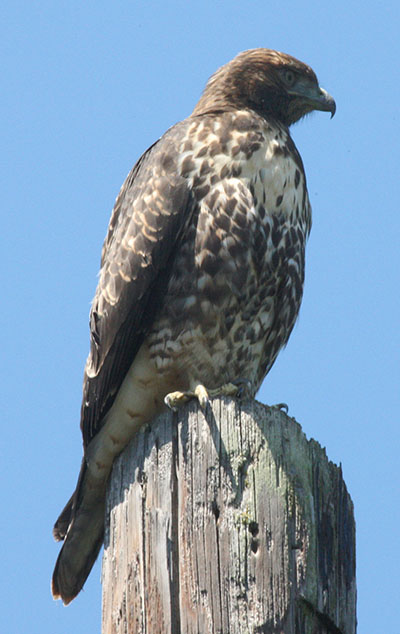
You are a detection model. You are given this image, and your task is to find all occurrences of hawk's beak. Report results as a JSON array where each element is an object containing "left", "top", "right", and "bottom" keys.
[
  {"left": 314, "top": 87, "right": 336, "bottom": 118},
  {"left": 290, "top": 82, "right": 336, "bottom": 118}
]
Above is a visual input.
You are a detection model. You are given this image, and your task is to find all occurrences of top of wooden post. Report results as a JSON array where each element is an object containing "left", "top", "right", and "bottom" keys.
[{"left": 102, "top": 398, "right": 356, "bottom": 634}]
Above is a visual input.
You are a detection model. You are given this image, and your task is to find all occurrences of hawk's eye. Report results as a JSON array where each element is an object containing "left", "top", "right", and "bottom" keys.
[{"left": 284, "top": 70, "right": 296, "bottom": 86}]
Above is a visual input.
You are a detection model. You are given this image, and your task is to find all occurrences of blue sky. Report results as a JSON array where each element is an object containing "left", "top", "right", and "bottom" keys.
[{"left": 2, "top": 1, "right": 399, "bottom": 632}]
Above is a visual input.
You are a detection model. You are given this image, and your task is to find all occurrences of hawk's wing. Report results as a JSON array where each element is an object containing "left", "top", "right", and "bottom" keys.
[{"left": 80, "top": 127, "right": 192, "bottom": 447}]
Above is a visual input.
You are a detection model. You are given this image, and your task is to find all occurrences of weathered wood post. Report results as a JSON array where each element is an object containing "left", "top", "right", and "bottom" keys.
[{"left": 102, "top": 398, "right": 356, "bottom": 633}]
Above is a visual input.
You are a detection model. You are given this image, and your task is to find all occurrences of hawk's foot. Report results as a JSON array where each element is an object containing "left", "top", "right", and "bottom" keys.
[
  {"left": 164, "top": 379, "right": 252, "bottom": 412},
  {"left": 208, "top": 378, "right": 252, "bottom": 399},
  {"left": 164, "top": 384, "right": 210, "bottom": 411}
]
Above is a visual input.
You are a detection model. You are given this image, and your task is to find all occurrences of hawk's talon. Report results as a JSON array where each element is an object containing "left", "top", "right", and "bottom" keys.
[
  {"left": 271, "top": 402, "right": 289, "bottom": 413},
  {"left": 164, "top": 379, "right": 255, "bottom": 412},
  {"left": 164, "top": 384, "right": 210, "bottom": 411},
  {"left": 164, "top": 390, "right": 192, "bottom": 411},
  {"left": 232, "top": 378, "right": 253, "bottom": 399},
  {"left": 208, "top": 378, "right": 253, "bottom": 400},
  {"left": 194, "top": 384, "right": 210, "bottom": 409},
  {"left": 206, "top": 378, "right": 252, "bottom": 400},
  {"left": 208, "top": 382, "right": 238, "bottom": 398}
]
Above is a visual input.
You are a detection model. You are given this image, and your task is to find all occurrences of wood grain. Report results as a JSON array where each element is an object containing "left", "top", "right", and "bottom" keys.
[{"left": 102, "top": 398, "right": 356, "bottom": 633}]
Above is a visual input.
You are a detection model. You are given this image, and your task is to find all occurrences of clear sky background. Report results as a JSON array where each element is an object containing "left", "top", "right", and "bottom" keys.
[{"left": 1, "top": 2, "right": 399, "bottom": 632}]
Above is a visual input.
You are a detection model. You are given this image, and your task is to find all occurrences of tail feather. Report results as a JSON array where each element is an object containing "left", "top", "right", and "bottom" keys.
[
  {"left": 52, "top": 501, "right": 104, "bottom": 604},
  {"left": 53, "top": 494, "right": 74, "bottom": 542},
  {"left": 51, "top": 459, "right": 107, "bottom": 604}
]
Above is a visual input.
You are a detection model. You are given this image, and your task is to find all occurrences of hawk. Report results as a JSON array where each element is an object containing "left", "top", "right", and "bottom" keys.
[{"left": 52, "top": 48, "right": 335, "bottom": 604}]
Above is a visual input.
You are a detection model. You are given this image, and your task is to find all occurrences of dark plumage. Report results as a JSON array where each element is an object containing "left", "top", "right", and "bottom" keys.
[{"left": 52, "top": 48, "right": 335, "bottom": 604}]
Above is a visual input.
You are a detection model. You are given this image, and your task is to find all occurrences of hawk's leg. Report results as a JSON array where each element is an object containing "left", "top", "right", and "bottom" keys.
[{"left": 164, "top": 379, "right": 252, "bottom": 412}]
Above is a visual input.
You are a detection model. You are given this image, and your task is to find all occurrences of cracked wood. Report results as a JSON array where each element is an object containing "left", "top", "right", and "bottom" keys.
[{"left": 102, "top": 398, "right": 356, "bottom": 633}]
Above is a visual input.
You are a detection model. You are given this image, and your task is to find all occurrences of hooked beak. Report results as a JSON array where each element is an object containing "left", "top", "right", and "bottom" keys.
[
  {"left": 289, "top": 81, "right": 336, "bottom": 118},
  {"left": 314, "top": 86, "right": 336, "bottom": 118}
]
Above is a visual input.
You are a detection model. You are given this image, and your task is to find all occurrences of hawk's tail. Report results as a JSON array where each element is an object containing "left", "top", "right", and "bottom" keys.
[{"left": 51, "top": 460, "right": 105, "bottom": 605}]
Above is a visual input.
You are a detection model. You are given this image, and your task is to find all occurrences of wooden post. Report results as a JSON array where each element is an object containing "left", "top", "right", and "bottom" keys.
[{"left": 102, "top": 398, "right": 356, "bottom": 634}]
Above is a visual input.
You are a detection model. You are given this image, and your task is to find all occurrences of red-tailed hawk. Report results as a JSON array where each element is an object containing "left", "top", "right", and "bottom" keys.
[{"left": 52, "top": 48, "right": 335, "bottom": 604}]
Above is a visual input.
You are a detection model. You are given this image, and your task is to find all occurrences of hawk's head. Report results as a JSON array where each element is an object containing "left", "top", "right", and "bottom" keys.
[{"left": 193, "top": 48, "right": 336, "bottom": 126}]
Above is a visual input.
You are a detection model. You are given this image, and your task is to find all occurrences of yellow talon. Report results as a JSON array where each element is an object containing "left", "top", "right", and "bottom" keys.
[
  {"left": 194, "top": 384, "right": 210, "bottom": 409},
  {"left": 164, "top": 390, "right": 192, "bottom": 411},
  {"left": 164, "top": 384, "right": 210, "bottom": 411},
  {"left": 164, "top": 380, "right": 250, "bottom": 411}
]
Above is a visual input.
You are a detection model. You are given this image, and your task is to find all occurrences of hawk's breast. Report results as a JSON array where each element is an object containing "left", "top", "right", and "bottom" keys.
[{"left": 146, "top": 111, "right": 311, "bottom": 393}]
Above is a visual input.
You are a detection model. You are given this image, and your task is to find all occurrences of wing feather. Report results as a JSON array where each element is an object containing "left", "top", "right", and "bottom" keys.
[{"left": 80, "top": 126, "right": 192, "bottom": 447}]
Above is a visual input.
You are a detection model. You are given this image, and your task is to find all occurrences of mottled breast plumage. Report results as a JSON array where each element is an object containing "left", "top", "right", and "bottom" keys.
[{"left": 143, "top": 109, "right": 311, "bottom": 393}]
